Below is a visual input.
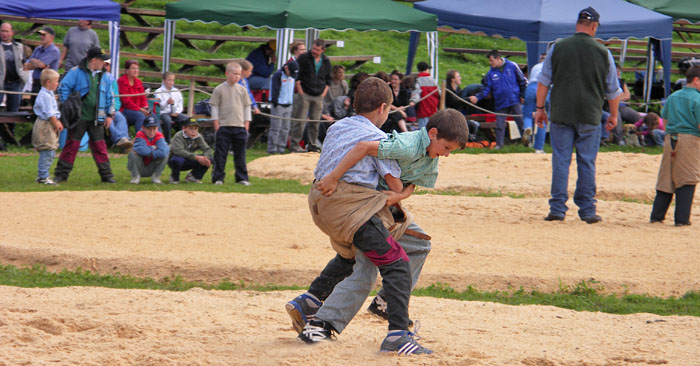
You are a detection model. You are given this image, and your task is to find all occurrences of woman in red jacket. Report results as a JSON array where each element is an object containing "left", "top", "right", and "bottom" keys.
[{"left": 118, "top": 59, "right": 151, "bottom": 132}]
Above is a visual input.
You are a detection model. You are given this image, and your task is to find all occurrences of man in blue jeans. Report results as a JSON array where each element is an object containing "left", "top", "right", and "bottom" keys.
[{"left": 535, "top": 6, "right": 621, "bottom": 224}]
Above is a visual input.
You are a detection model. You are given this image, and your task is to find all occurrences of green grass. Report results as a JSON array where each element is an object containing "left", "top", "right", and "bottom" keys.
[{"left": 2, "top": 264, "right": 698, "bottom": 317}]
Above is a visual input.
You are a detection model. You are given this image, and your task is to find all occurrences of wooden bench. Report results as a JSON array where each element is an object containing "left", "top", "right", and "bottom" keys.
[
  {"left": 0, "top": 112, "right": 35, "bottom": 145},
  {"left": 121, "top": 52, "right": 212, "bottom": 73},
  {"left": 121, "top": 5, "right": 165, "bottom": 27},
  {"left": 443, "top": 47, "right": 526, "bottom": 58},
  {"left": 327, "top": 55, "right": 378, "bottom": 70}
]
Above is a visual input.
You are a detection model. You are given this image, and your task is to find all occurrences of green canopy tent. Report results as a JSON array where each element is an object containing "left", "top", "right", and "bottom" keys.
[
  {"left": 627, "top": 0, "right": 700, "bottom": 24},
  {"left": 163, "top": 0, "right": 439, "bottom": 78}
]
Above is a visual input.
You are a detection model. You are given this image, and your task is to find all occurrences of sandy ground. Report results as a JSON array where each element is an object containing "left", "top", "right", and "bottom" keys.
[{"left": 1, "top": 152, "right": 699, "bottom": 365}]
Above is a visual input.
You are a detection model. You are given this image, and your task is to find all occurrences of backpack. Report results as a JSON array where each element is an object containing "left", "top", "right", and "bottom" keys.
[{"left": 194, "top": 98, "right": 212, "bottom": 116}]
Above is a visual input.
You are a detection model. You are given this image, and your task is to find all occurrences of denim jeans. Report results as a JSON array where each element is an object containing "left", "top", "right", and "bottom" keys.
[
  {"left": 417, "top": 117, "right": 430, "bottom": 130},
  {"left": 314, "top": 223, "right": 431, "bottom": 334},
  {"left": 108, "top": 111, "right": 129, "bottom": 144},
  {"left": 549, "top": 122, "right": 601, "bottom": 219},
  {"left": 1, "top": 80, "right": 23, "bottom": 112},
  {"left": 247, "top": 75, "right": 270, "bottom": 90},
  {"left": 160, "top": 113, "right": 190, "bottom": 143},
  {"left": 122, "top": 109, "right": 148, "bottom": 133},
  {"left": 37, "top": 149, "right": 55, "bottom": 179}
]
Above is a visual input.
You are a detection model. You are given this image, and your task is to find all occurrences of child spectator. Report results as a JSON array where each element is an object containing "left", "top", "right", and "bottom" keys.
[
  {"left": 267, "top": 61, "right": 298, "bottom": 154},
  {"left": 168, "top": 119, "right": 212, "bottom": 184},
  {"left": 238, "top": 59, "right": 260, "bottom": 114},
  {"left": 210, "top": 62, "right": 252, "bottom": 186},
  {"left": 410, "top": 61, "right": 440, "bottom": 129},
  {"left": 635, "top": 112, "right": 665, "bottom": 147},
  {"left": 292, "top": 77, "right": 431, "bottom": 355},
  {"left": 156, "top": 71, "right": 189, "bottom": 143},
  {"left": 31, "top": 69, "right": 63, "bottom": 185},
  {"left": 128, "top": 116, "right": 169, "bottom": 184}
]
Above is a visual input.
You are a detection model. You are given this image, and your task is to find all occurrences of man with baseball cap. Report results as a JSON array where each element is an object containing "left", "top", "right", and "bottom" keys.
[
  {"left": 535, "top": 6, "right": 622, "bottom": 224},
  {"left": 24, "top": 26, "right": 60, "bottom": 100},
  {"left": 245, "top": 39, "right": 277, "bottom": 90},
  {"left": 54, "top": 46, "right": 117, "bottom": 183}
]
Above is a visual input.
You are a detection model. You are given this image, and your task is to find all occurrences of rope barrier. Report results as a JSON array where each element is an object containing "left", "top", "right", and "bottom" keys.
[{"left": 444, "top": 88, "right": 523, "bottom": 117}]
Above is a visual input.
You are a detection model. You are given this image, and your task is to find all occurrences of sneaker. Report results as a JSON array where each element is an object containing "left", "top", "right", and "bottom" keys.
[
  {"left": 151, "top": 176, "right": 162, "bottom": 184},
  {"left": 237, "top": 180, "right": 251, "bottom": 186},
  {"left": 185, "top": 174, "right": 202, "bottom": 184},
  {"left": 101, "top": 177, "right": 117, "bottom": 184},
  {"left": 214, "top": 180, "right": 223, "bottom": 185},
  {"left": 581, "top": 215, "right": 602, "bottom": 224},
  {"left": 53, "top": 175, "right": 67, "bottom": 184},
  {"left": 298, "top": 319, "right": 335, "bottom": 344},
  {"left": 116, "top": 137, "right": 133, "bottom": 152},
  {"left": 307, "top": 145, "right": 321, "bottom": 153},
  {"left": 380, "top": 330, "right": 433, "bottom": 355},
  {"left": 544, "top": 213, "right": 565, "bottom": 221},
  {"left": 130, "top": 175, "right": 140, "bottom": 184},
  {"left": 36, "top": 177, "right": 56, "bottom": 185},
  {"left": 534, "top": 149, "right": 545, "bottom": 154},
  {"left": 169, "top": 176, "right": 179, "bottom": 184},
  {"left": 285, "top": 293, "right": 322, "bottom": 334},
  {"left": 367, "top": 295, "right": 414, "bottom": 328}
]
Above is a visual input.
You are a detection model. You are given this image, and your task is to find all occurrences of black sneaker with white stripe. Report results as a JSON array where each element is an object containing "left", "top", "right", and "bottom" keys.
[
  {"left": 380, "top": 330, "right": 433, "bottom": 355},
  {"left": 298, "top": 319, "right": 335, "bottom": 344}
]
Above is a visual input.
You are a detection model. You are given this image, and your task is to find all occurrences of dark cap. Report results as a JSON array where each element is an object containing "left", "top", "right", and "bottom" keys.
[
  {"left": 143, "top": 115, "right": 158, "bottom": 128},
  {"left": 183, "top": 118, "right": 200, "bottom": 128},
  {"left": 417, "top": 61, "right": 431, "bottom": 72},
  {"left": 578, "top": 7, "right": 600, "bottom": 23},
  {"left": 86, "top": 46, "right": 110, "bottom": 61},
  {"left": 285, "top": 60, "right": 299, "bottom": 78},
  {"left": 37, "top": 26, "right": 55, "bottom": 36}
]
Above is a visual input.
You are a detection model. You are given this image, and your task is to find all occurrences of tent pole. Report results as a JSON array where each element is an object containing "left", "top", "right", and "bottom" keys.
[
  {"left": 406, "top": 31, "right": 420, "bottom": 75},
  {"left": 163, "top": 19, "right": 176, "bottom": 73}
]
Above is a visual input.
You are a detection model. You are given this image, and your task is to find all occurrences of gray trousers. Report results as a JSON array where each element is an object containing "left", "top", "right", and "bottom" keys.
[
  {"left": 314, "top": 222, "right": 431, "bottom": 333},
  {"left": 127, "top": 152, "right": 168, "bottom": 178},
  {"left": 267, "top": 104, "right": 293, "bottom": 153},
  {"left": 289, "top": 93, "right": 323, "bottom": 151}
]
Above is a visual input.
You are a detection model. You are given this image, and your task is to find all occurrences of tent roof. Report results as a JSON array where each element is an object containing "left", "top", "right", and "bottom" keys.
[
  {"left": 415, "top": 0, "right": 672, "bottom": 42},
  {"left": 627, "top": 0, "right": 700, "bottom": 24},
  {"left": 165, "top": 0, "right": 437, "bottom": 32},
  {"left": 0, "top": 0, "right": 120, "bottom": 22}
]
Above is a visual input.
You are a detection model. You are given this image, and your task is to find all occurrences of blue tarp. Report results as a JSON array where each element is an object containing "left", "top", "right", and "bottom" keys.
[
  {"left": 0, "top": 0, "right": 121, "bottom": 22},
  {"left": 415, "top": 0, "right": 674, "bottom": 97}
]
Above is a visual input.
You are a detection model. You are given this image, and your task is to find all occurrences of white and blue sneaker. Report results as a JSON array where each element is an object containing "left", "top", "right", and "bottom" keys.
[
  {"left": 298, "top": 319, "right": 335, "bottom": 344},
  {"left": 380, "top": 330, "right": 433, "bottom": 355},
  {"left": 285, "top": 292, "right": 322, "bottom": 334}
]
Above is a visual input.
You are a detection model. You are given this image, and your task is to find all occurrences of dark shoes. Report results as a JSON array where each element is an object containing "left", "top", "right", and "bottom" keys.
[
  {"left": 581, "top": 215, "right": 602, "bottom": 224},
  {"left": 101, "top": 177, "right": 117, "bottom": 184},
  {"left": 544, "top": 213, "right": 565, "bottom": 221},
  {"left": 298, "top": 319, "right": 335, "bottom": 344},
  {"left": 675, "top": 221, "right": 692, "bottom": 227}
]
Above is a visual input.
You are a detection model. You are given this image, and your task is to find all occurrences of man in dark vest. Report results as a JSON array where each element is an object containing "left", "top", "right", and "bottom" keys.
[{"left": 534, "top": 7, "right": 622, "bottom": 224}]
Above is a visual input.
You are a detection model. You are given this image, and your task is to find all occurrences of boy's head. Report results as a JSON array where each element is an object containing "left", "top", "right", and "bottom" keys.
[
  {"left": 239, "top": 59, "right": 253, "bottom": 78},
  {"left": 425, "top": 109, "right": 468, "bottom": 158},
  {"left": 225, "top": 62, "right": 242, "bottom": 84},
  {"left": 40, "top": 69, "right": 60, "bottom": 91},
  {"left": 183, "top": 119, "right": 200, "bottom": 138},
  {"left": 142, "top": 116, "right": 159, "bottom": 139},
  {"left": 353, "top": 77, "right": 392, "bottom": 125},
  {"left": 332, "top": 65, "right": 345, "bottom": 81},
  {"left": 417, "top": 61, "right": 431, "bottom": 72},
  {"left": 162, "top": 71, "right": 175, "bottom": 89},
  {"left": 643, "top": 112, "right": 660, "bottom": 129}
]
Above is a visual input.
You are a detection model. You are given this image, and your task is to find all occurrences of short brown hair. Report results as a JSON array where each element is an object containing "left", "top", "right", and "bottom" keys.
[
  {"left": 353, "top": 77, "right": 392, "bottom": 114},
  {"left": 687, "top": 65, "right": 700, "bottom": 84},
  {"left": 290, "top": 41, "right": 304, "bottom": 54},
  {"left": 239, "top": 59, "right": 253, "bottom": 71},
  {"left": 426, "top": 109, "right": 469, "bottom": 148},
  {"left": 124, "top": 59, "right": 139, "bottom": 70},
  {"left": 312, "top": 39, "right": 326, "bottom": 49},
  {"left": 162, "top": 71, "right": 175, "bottom": 80}
]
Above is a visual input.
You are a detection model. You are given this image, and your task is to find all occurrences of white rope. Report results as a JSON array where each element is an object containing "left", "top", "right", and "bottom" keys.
[{"left": 444, "top": 88, "right": 522, "bottom": 117}]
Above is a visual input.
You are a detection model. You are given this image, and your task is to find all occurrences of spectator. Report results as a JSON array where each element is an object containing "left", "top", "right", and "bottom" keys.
[
  {"left": 635, "top": 112, "right": 665, "bottom": 147},
  {"left": 24, "top": 27, "right": 60, "bottom": 101},
  {"left": 118, "top": 59, "right": 151, "bottom": 133},
  {"left": 535, "top": 7, "right": 622, "bottom": 224},
  {"left": 374, "top": 71, "right": 390, "bottom": 83},
  {"left": 649, "top": 65, "right": 700, "bottom": 226},
  {"left": 382, "top": 70, "right": 410, "bottom": 133},
  {"left": 209, "top": 62, "right": 252, "bottom": 186},
  {"left": 54, "top": 46, "right": 116, "bottom": 184},
  {"left": 320, "top": 65, "right": 349, "bottom": 134},
  {"left": 523, "top": 54, "right": 548, "bottom": 153},
  {"left": 0, "top": 22, "right": 28, "bottom": 141},
  {"left": 128, "top": 115, "right": 169, "bottom": 184},
  {"left": 445, "top": 69, "right": 479, "bottom": 140},
  {"left": 103, "top": 59, "right": 132, "bottom": 152},
  {"left": 168, "top": 118, "right": 212, "bottom": 184},
  {"left": 60, "top": 20, "right": 100, "bottom": 71},
  {"left": 410, "top": 61, "right": 439, "bottom": 130},
  {"left": 288, "top": 41, "right": 306, "bottom": 63},
  {"left": 268, "top": 61, "right": 299, "bottom": 154},
  {"left": 238, "top": 60, "right": 260, "bottom": 114},
  {"left": 289, "top": 39, "right": 331, "bottom": 153},
  {"left": 31, "top": 69, "right": 62, "bottom": 185},
  {"left": 245, "top": 40, "right": 275, "bottom": 90},
  {"left": 155, "top": 71, "right": 189, "bottom": 143},
  {"left": 469, "top": 50, "right": 527, "bottom": 149},
  {"left": 401, "top": 74, "right": 418, "bottom": 128}
]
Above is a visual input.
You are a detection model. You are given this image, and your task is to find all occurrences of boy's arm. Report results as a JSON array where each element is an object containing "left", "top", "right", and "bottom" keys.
[
  {"left": 316, "top": 140, "right": 380, "bottom": 196},
  {"left": 383, "top": 183, "right": 414, "bottom": 207}
]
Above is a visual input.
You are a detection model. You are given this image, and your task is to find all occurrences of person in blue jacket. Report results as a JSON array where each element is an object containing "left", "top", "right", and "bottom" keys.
[
  {"left": 469, "top": 50, "right": 528, "bottom": 149},
  {"left": 245, "top": 40, "right": 276, "bottom": 90},
  {"left": 128, "top": 115, "right": 170, "bottom": 184},
  {"left": 54, "top": 47, "right": 116, "bottom": 183}
]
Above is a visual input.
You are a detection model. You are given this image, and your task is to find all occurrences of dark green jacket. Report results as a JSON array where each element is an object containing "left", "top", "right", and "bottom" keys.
[{"left": 169, "top": 130, "right": 213, "bottom": 161}]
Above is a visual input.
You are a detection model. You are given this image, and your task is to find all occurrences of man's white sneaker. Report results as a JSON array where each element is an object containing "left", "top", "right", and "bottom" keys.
[{"left": 130, "top": 175, "right": 140, "bottom": 184}]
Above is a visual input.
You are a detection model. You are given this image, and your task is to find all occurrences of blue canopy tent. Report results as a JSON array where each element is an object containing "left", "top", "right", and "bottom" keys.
[
  {"left": 0, "top": 0, "right": 121, "bottom": 78},
  {"left": 415, "top": 0, "right": 674, "bottom": 100}
]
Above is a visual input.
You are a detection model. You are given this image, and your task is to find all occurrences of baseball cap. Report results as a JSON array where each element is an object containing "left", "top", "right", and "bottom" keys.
[
  {"left": 267, "top": 39, "right": 277, "bottom": 51},
  {"left": 578, "top": 7, "right": 600, "bottom": 23},
  {"left": 285, "top": 60, "right": 299, "bottom": 78},
  {"left": 183, "top": 118, "right": 200, "bottom": 128},
  {"left": 143, "top": 115, "right": 158, "bottom": 128},
  {"left": 417, "top": 61, "right": 431, "bottom": 72},
  {"left": 86, "top": 46, "right": 110, "bottom": 61},
  {"left": 37, "top": 27, "right": 55, "bottom": 36}
]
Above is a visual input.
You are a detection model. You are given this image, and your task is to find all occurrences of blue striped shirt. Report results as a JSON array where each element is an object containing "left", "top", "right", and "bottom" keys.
[
  {"left": 314, "top": 115, "right": 400, "bottom": 188},
  {"left": 33, "top": 87, "right": 60, "bottom": 121}
]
